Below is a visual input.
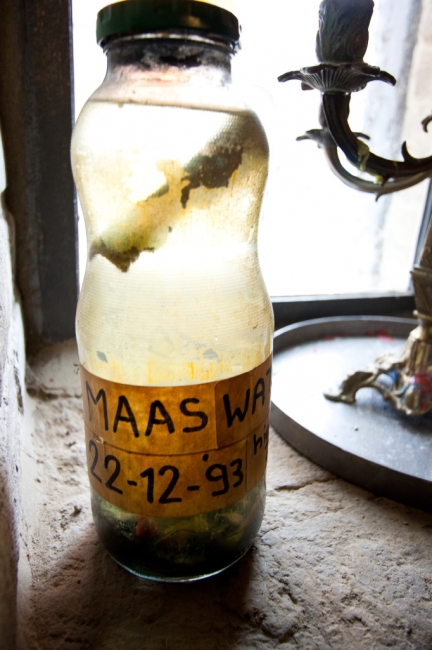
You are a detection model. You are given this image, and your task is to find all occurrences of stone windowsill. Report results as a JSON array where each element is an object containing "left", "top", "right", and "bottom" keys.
[{"left": 14, "top": 340, "right": 432, "bottom": 649}]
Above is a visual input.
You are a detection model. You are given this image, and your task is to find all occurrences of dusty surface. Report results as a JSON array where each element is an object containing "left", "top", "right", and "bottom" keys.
[{"left": 15, "top": 346, "right": 432, "bottom": 650}]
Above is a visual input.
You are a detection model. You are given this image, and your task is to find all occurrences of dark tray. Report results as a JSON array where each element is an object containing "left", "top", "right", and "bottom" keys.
[{"left": 271, "top": 316, "right": 432, "bottom": 512}]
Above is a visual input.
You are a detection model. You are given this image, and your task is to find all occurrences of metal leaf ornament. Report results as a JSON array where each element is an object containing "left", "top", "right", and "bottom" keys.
[{"left": 316, "top": 0, "right": 374, "bottom": 64}]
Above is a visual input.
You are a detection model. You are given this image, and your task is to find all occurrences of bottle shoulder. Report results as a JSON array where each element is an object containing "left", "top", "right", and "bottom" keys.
[{"left": 80, "top": 79, "right": 254, "bottom": 118}]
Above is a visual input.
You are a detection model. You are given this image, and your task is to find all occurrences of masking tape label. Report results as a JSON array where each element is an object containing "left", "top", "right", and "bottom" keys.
[{"left": 81, "top": 356, "right": 271, "bottom": 517}]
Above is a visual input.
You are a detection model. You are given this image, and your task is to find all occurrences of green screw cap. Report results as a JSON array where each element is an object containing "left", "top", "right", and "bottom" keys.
[{"left": 97, "top": 0, "right": 240, "bottom": 47}]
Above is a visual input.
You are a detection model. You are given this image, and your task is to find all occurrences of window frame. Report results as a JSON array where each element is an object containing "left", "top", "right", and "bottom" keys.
[
  {"left": 0, "top": 0, "right": 428, "bottom": 354},
  {"left": 0, "top": 0, "right": 78, "bottom": 355}
]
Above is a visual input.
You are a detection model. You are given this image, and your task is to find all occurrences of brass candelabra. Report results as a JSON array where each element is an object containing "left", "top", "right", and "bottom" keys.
[{"left": 279, "top": 0, "right": 432, "bottom": 416}]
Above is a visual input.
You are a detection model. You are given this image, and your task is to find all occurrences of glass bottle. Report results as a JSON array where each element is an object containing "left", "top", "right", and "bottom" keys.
[{"left": 71, "top": 0, "right": 273, "bottom": 582}]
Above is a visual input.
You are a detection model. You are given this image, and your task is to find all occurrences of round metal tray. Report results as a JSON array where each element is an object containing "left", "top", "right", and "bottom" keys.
[{"left": 271, "top": 316, "right": 432, "bottom": 512}]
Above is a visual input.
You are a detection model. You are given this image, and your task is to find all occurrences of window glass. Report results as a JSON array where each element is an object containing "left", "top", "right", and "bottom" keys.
[{"left": 72, "top": 0, "right": 430, "bottom": 295}]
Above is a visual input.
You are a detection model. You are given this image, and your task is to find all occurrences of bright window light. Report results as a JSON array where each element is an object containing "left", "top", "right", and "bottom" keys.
[{"left": 72, "top": 0, "right": 430, "bottom": 296}]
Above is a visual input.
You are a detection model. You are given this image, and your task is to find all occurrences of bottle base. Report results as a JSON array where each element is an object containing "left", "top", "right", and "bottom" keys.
[
  {"left": 90, "top": 478, "right": 265, "bottom": 582},
  {"left": 109, "top": 543, "right": 252, "bottom": 583}
]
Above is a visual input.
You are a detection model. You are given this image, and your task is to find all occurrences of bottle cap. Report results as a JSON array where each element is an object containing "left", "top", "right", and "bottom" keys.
[{"left": 97, "top": 0, "right": 240, "bottom": 47}]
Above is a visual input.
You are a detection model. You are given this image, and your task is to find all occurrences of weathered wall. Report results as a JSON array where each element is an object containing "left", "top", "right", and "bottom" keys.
[
  {"left": 0, "top": 0, "right": 78, "bottom": 355},
  {"left": 0, "top": 128, "right": 25, "bottom": 649}
]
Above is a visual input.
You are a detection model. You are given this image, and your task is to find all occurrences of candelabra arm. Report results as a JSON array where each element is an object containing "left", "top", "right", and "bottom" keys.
[
  {"left": 322, "top": 93, "right": 432, "bottom": 181},
  {"left": 298, "top": 121, "right": 432, "bottom": 196},
  {"left": 323, "top": 147, "right": 432, "bottom": 197}
]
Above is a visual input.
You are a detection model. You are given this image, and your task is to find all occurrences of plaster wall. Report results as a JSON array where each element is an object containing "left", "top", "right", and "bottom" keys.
[{"left": 0, "top": 128, "right": 25, "bottom": 648}]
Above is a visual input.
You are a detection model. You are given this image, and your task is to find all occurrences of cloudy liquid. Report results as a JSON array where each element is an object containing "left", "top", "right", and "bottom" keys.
[{"left": 72, "top": 99, "right": 273, "bottom": 581}]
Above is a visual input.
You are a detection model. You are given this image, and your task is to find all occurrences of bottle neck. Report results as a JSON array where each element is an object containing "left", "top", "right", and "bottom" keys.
[{"left": 104, "top": 34, "right": 233, "bottom": 87}]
